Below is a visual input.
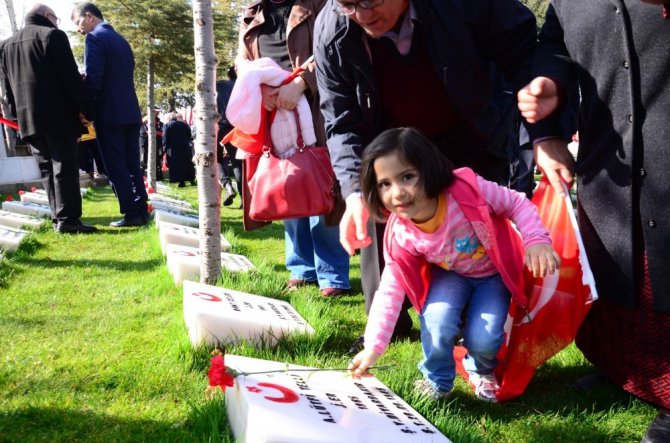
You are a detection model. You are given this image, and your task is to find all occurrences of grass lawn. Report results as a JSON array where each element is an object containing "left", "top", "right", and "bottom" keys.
[{"left": 0, "top": 183, "right": 656, "bottom": 442}]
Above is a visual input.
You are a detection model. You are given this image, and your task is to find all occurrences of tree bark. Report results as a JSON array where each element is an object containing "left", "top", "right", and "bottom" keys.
[
  {"left": 192, "top": 0, "right": 221, "bottom": 284},
  {"left": 146, "top": 56, "right": 157, "bottom": 189}
]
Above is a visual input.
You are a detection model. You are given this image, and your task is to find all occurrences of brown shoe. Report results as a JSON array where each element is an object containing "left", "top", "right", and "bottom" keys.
[
  {"left": 320, "top": 288, "right": 348, "bottom": 298},
  {"left": 287, "top": 279, "right": 308, "bottom": 291}
]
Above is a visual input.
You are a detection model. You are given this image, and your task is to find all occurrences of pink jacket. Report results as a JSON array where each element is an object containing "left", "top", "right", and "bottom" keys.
[{"left": 365, "top": 168, "right": 550, "bottom": 355}]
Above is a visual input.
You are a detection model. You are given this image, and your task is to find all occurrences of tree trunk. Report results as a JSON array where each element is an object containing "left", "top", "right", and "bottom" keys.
[
  {"left": 4, "top": 0, "right": 17, "bottom": 34},
  {"left": 146, "top": 56, "right": 157, "bottom": 189},
  {"left": 192, "top": 0, "right": 221, "bottom": 284}
]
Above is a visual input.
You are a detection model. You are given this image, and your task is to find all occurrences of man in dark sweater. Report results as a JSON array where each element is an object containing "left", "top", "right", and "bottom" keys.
[
  {"left": 0, "top": 4, "right": 96, "bottom": 233},
  {"left": 314, "top": 0, "right": 536, "bottom": 347}
]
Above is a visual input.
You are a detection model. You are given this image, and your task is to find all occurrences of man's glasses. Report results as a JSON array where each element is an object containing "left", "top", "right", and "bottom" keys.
[{"left": 335, "top": 0, "right": 385, "bottom": 16}]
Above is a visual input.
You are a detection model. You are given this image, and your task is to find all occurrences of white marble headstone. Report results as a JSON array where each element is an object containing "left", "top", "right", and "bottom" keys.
[
  {"left": 19, "top": 192, "right": 49, "bottom": 205},
  {"left": 158, "top": 221, "right": 231, "bottom": 255},
  {"left": 1, "top": 201, "right": 53, "bottom": 218},
  {"left": 165, "top": 244, "right": 255, "bottom": 284},
  {"left": 183, "top": 281, "right": 313, "bottom": 347},
  {"left": 149, "top": 193, "right": 193, "bottom": 208},
  {"left": 150, "top": 200, "right": 197, "bottom": 214},
  {"left": 0, "top": 225, "right": 29, "bottom": 252},
  {"left": 224, "top": 355, "right": 451, "bottom": 443},
  {"left": 0, "top": 210, "right": 45, "bottom": 230},
  {"left": 154, "top": 209, "right": 199, "bottom": 228}
]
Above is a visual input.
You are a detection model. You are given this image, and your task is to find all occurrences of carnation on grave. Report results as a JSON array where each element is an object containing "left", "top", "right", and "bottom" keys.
[{"left": 183, "top": 281, "right": 314, "bottom": 347}]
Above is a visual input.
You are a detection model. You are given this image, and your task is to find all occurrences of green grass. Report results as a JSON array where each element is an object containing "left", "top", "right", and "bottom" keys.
[{"left": 0, "top": 184, "right": 656, "bottom": 442}]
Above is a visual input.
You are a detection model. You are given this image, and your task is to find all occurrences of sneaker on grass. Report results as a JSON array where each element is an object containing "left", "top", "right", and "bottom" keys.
[
  {"left": 468, "top": 372, "right": 499, "bottom": 402},
  {"left": 413, "top": 379, "right": 451, "bottom": 401}
]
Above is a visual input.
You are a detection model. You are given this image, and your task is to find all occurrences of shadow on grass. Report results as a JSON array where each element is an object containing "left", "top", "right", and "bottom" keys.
[
  {"left": 0, "top": 403, "right": 234, "bottom": 443},
  {"left": 19, "top": 256, "right": 163, "bottom": 272}
]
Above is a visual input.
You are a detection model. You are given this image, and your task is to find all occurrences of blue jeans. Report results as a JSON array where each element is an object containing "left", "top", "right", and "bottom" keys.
[
  {"left": 284, "top": 216, "right": 350, "bottom": 290},
  {"left": 418, "top": 267, "right": 510, "bottom": 393}
]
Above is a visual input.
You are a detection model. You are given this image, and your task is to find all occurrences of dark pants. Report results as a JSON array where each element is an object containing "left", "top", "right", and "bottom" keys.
[
  {"left": 78, "top": 139, "right": 106, "bottom": 176},
  {"left": 95, "top": 123, "right": 147, "bottom": 217},
  {"left": 218, "top": 143, "right": 242, "bottom": 195},
  {"left": 362, "top": 221, "right": 414, "bottom": 336},
  {"left": 26, "top": 134, "right": 82, "bottom": 223}
]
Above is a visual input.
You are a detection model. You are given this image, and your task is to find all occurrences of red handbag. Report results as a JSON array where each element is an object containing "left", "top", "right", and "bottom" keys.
[{"left": 245, "top": 110, "right": 336, "bottom": 221}]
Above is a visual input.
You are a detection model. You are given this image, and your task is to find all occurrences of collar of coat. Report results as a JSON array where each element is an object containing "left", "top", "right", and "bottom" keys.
[{"left": 24, "top": 13, "right": 56, "bottom": 29}]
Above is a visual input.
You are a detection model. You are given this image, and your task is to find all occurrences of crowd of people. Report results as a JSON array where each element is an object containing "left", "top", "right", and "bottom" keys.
[{"left": 2, "top": 0, "right": 668, "bottom": 440}]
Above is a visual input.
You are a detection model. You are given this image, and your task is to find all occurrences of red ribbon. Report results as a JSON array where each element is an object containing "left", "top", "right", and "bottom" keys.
[{"left": 0, "top": 116, "right": 18, "bottom": 130}]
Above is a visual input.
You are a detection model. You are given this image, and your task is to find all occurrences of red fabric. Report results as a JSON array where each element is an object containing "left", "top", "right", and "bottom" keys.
[
  {"left": 454, "top": 177, "right": 595, "bottom": 401},
  {"left": 0, "top": 116, "right": 19, "bottom": 130},
  {"left": 577, "top": 254, "right": 670, "bottom": 409},
  {"left": 208, "top": 353, "right": 234, "bottom": 391}
]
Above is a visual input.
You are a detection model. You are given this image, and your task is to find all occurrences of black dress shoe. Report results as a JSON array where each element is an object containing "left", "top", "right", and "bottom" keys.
[
  {"left": 109, "top": 215, "right": 147, "bottom": 227},
  {"left": 55, "top": 221, "right": 97, "bottom": 234},
  {"left": 642, "top": 410, "right": 670, "bottom": 443}
]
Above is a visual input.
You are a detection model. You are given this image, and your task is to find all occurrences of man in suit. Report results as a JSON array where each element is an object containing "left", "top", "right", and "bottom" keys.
[
  {"left": 71, "top": 2, "right": 148, "bottom": 227},
  {"left": 0, "top": 3, "right": 96, "bottom": 233}
]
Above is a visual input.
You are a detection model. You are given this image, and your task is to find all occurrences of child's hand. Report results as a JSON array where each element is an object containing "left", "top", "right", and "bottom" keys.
[
  {"left": 525, "top": 243, "right": 561, "bottom": 278},
  {"left": 348, "top": 349, "right": 381, "bottom": 379}
]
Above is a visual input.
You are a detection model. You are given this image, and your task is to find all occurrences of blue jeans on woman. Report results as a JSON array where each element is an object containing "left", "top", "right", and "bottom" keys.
[
  {"left": 418, "top": 267, "right": 510, "bottom": 393},
  {"left": 284, "top": 215, "right": 350, "bottom": 290}
]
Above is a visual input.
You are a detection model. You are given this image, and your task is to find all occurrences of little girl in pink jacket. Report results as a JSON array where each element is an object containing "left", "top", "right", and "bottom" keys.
[{"left": 348, "top": 127, "right": 560, "bottom": 402}]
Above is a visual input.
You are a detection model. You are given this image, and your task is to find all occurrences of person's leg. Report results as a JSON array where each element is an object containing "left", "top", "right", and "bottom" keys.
[
  {"left": 512, "top": 144, "right": 535, "bottom": 199},
  {"left": 47, "top": 135, "right": 83, "bottom": 223},
  {"left": 122, "top": 123, "right": 148, "bottom": 217},
  {"left": 26, "top": 135, "right": 57, "bottom": 221},
  {"left": 309, "top": 215, "right": 350, "bottom": 291},
  {"left": 418, "top": 267, "right": 470, "bottom": 393},
  {"left": 461, "top": 273, "right": 510, "bottom": 376},
  {"left": 95, "top": 124, "right": 134, "bottom": 215},
  {"left": 284, "top": 217, "right": 317, "bottom": 285}
]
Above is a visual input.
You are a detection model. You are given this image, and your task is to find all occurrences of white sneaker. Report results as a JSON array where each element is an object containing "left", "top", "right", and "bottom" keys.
[
  {"left": 413, "top": 379, "right": 451, "bottom": 400},
  {"left": 468, "top": 373, "right": 499, "bottom": 402}
]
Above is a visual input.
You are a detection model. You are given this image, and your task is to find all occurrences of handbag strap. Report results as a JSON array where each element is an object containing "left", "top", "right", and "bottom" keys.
[{"left": 292, "top": 108, "right": 305, "bottom": 148}]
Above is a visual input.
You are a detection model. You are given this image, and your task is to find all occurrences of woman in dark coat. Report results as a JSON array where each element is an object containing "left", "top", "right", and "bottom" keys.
[
  {"left": 162, "top": 112, "right": 195, "bottom": 187},
  {"left": 519, "top": 2, "right": 670, "bottom": 440}
]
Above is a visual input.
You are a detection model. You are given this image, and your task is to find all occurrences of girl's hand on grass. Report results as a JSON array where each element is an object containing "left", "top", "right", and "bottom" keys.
[
  {"left": 525, "top": 243, "right": 561, "bottom": 278},
  {"left": 348, "top": 349, "right": 381, "bottom": 379}
]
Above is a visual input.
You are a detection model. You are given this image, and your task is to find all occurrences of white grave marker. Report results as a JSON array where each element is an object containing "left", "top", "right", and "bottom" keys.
[
  {"left": 149, "top": 193, "right": 193, "bottom": 208},
  {"left": 159, "top": 221, "right": 230, "bottom": 255},
  {"left": 0, "top": 210, "right": 45, "bottom": 230},
  {"left": 154, "top": 209, "right": 199, "bottom": 228},
  {"left": 19, "top": 192, "right": 49, "bottom": 205},
  {"left": 224, "top": 355, "right": 451, "bottom": 443},
  {"left": 150, "top": 200, "right": 197, "bottom": 214},
  {"left": 1, "top": 201, "right": 53, "bottom": 218},
  {"left": 183, "top": 281, "right": 313, "bottom": 346},
  {"left": 0, "top": 226, "right": 29, "bottom": 252},
  {"left": 166, "top": 244, "right": 254, "bottom": 283}
]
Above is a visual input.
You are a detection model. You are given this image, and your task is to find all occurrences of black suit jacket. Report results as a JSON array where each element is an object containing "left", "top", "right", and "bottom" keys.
[{"left": 0, "top": 13, "right": 93, "bottom": 138}]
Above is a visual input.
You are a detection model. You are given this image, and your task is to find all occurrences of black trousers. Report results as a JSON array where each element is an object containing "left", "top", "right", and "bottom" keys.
[
  {"left": 361, "top": 221, "right": 414, "bottom": 336},
  {"left": 95, "top": 123, "right": 147, "bottom": 217},
  {"left": 26, "top": 134, "right": 82, "bottom": 223},
  {"left": 218, "top": 143, "right": 242, "bottom": 195}
]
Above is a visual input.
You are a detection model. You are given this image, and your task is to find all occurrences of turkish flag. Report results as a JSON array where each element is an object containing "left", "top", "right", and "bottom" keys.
[{"left": 456, "top": 177, "right": 598, "bottom": 401}]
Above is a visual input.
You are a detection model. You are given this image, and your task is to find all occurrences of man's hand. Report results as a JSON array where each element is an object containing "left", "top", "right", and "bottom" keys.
[
  {"left": 260, "top": 84, "right": 278, "bottom": 111},
  {"left": 275, "top": 76, "right": 307, "bottom": 111},
  {"left": 518, "top": 76, "right": 560, "bottom": 124},
  {"left": 79, "top": 113, "right": 92, "bottom": 126},
  {"left": 340, "top": 195, "right": 372, "bottom": 255},
  {"left": 534, "top": 138, "right": 575, "bottom": 197},
  {"left": 348, "top": 348, "right": 381, "bottom": 379}
]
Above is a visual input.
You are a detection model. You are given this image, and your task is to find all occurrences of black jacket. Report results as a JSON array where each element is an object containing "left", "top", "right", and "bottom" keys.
[
  {"left": 531, "top": 1, "right": 670, "bottom": 311},
  {"left": 0, "top": 13, "right": 93, "bottom": 138},
  {"left": 314, "top": 0, "right": 536, "bottom": 197}
]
